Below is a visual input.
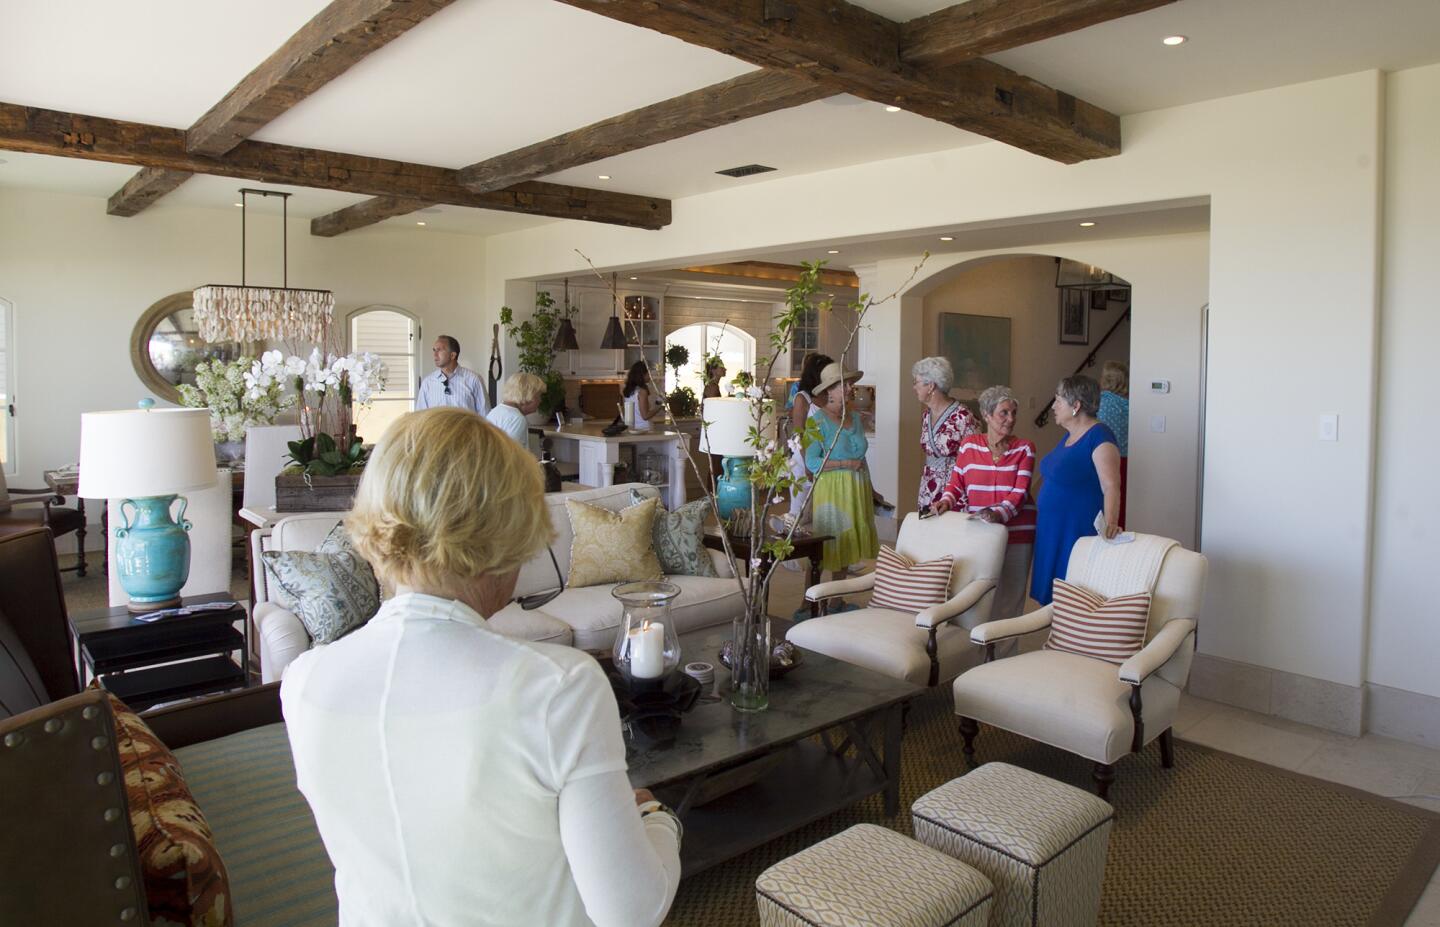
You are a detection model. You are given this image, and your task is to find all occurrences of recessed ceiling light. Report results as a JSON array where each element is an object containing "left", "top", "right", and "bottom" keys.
[
  {"left": 629, "top": 276, "right": 638, "bottom": 280},
  {"left": 233, "top": 202, "right": 243, "bottom": 207},
  {"left": 827, "top": 249, "right": 840, "bottom": 254},
  {"left": 1162, "top": 35, "right": 1187, "bottom": 46},
  {"left": 884, "top": 105, "right": 901, "bottom": 113},
  {"left": 939, "top": 236, "right": 954, "bottom": 242},
  {"left": 1079, "top": 221, "right": 1096, "bottom": 227},
  {"left": 416, "top": 221, "right": 427, "bottom": 227},
  {"left": 597, "top": 174, "right": 611, "bottom": 180}
]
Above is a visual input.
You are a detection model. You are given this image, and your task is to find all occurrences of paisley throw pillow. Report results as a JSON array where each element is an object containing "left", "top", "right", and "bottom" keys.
[
  {"left": 261, "top": 525, "right": 380, "bottom": 644},
  {"left": 629, "top": 490, "right": 718, "bottom": 577}
]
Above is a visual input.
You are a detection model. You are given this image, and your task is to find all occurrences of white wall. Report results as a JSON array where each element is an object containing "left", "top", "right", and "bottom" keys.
[
  {"left": 479, "top": 69, "right": 1389, "bottom": 695},
  {"left": 1367, "top": 63, "right": 1440, "bottom": 698},
  {"left": 0, "top": 188, "right": 488, "bottom": 529}
]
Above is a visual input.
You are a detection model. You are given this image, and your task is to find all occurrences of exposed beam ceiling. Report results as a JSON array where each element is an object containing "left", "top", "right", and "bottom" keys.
[
  {"left": 901, "top": 0, "right": 1176, "bottom": 67},
  {"left": 314, "top": 69, "right": 827, "bottom": 235},
  {"left": 679, "top": 261, "right": 860, "bottom": 289},
  {"left": 107, "top": 0, "right": 458, "bottom": 217},
  {"left": 553, "top": 0, "right": 1131, "bottom": 163},
  {"left": 0, "top": 102, "right": 670, "bottom": 229}
]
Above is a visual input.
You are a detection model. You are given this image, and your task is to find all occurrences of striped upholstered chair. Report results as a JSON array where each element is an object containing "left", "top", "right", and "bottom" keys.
[{"left": 789, "top": 512, "right": 1008, "bottom": 688}]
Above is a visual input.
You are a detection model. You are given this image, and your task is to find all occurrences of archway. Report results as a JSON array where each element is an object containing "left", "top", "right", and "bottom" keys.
[
  {"left": 346, "top": 304, "right": 421, "bottom": 443},
  {"left": 665, "top": 321, "right": 756, "bottom": 395}
]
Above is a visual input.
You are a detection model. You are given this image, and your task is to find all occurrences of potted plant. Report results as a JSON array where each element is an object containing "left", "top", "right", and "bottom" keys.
[
  {"left": 177, "top": 355, "right": 295, "bottom": 462},
  {"left": 268, "top": 349, "right": 388, "bottom": 512},
  {"left": 499, "top": 289, "right": 568, "bottom": 418},
  {"left": 664, "top": 343, "right": 698, "bottom": 418}
]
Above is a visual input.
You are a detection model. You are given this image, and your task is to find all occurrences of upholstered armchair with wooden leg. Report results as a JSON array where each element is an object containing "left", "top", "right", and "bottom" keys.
[
  {"left": 952, "top": 535, "right": 1207, "bottom": 799},
  {"left": 788, "top": 512, "right": 1008, "bottom": 688},
  {"left": 0, "top": 470, "right": 86, "bottom": 576}
]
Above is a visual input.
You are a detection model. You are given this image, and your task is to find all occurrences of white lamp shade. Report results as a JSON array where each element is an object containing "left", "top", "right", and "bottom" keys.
[
  {"left": 78, "top": 407, "right": 218, "bottom": 499},
  {"left": 701, "top": 397, "right": 777, "bottom": 458}
]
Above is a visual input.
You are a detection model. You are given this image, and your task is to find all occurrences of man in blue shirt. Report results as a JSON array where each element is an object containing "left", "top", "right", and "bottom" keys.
[{"left": 415, "top": 335, "right": 488, "bottom": 415}]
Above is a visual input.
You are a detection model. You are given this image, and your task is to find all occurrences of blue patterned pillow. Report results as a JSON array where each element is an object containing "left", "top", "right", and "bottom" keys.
[
  {"left": 630, "top": 490, "right": 718, "bottom": 577},
  {"left": 261, "top": 525, "right": 380, "bottom": 644}
]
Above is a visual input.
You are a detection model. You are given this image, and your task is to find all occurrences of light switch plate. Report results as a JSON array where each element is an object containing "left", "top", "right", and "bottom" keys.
[
  {"left": 1318, "top": 414, "right": 1339, "bottom": 441},
  {"left": 1150, "top": 415, "right": 1166, "bottom": 433}
]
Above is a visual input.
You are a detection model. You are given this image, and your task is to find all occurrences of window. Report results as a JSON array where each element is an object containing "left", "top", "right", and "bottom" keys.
[
  {"left": 349, "top": 307, "right": 418, "bottom": 444},
  {"left": 666, "top": 322, "right": 755, "bottom": 397},
  {"left": 0, "top": 298, "right": 13, "bottom": 474},
  {"left": 791, "top": 306, "right": 820, "bottom": 375}
]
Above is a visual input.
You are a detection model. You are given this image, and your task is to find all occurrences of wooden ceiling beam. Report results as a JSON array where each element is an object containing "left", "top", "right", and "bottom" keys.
[
  {"left": 107, "top": 0, "right": 457, "bottom": 216},
  {"left": 901, "top": 0, "right": 1177, "bottom": 67},
  {"left": 0, "top": 102, "right": 670, "bottom": 229},
  {"left": 553, "top": 0, "right": 1123, "bottom": 163},
  {"left": 311, "top": 69, "right": 825, "bottom": 234},
  {"left": 679, "top": 262, "right": 859, "bottom": 289}
]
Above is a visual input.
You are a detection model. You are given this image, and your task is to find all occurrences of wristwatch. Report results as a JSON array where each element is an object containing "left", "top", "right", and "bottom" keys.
[{"left": 637, "top": 800, "right": 684, "bottom": 843}]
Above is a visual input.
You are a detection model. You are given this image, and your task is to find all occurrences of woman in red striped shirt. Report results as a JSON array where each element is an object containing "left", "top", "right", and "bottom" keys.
[{"left": 932, "top": 385, "right": 1036, "bottom": 622}]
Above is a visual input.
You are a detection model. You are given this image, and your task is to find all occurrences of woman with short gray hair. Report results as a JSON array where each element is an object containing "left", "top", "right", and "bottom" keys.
[
  {"left": 1029, "top": 374, "right": 1122, "bottom": 605},
  {"left": 912, "top": 356, "right": 976, "bottom": 512},
  {"left": 932, "top": 384, "right": 1037, "bottom": 621}
]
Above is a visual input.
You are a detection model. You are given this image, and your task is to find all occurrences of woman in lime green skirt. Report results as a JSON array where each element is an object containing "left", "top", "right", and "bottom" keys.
[{"left": 804, "top": 363, "right": 879, "bottom": 577}]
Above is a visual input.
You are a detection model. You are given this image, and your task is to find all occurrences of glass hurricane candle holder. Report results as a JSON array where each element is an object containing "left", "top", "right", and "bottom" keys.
[{"left": 612, "top": 581, "right": 682, "bottom": 681}]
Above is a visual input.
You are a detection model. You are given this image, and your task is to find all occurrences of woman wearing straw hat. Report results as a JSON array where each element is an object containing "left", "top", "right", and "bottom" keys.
[{"left": 804, "top": 362, "right": 879, "bottom": 580}]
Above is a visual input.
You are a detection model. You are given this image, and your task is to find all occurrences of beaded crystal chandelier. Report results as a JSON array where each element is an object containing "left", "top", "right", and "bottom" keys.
[{"left": 193, "top": 189, "right": 334, "bottom": 344}]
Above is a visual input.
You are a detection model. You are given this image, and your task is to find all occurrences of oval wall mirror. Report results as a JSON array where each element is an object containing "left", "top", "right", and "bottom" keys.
[{"left": 130, "top": 291, "right": 253, "bottom": 404}]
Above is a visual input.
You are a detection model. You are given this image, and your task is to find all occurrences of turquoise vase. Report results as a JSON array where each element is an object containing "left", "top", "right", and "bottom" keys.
[
  {"left": 114, "top": 495, "right": 192, "bottom": 611},
  {"left": 715, "top": 456, "right": 753, "bottom": 519}
]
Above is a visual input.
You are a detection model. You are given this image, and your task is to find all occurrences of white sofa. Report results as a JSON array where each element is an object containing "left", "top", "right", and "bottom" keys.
[{"left": 254, "top": 483, "right": 744, "bottom": 682}]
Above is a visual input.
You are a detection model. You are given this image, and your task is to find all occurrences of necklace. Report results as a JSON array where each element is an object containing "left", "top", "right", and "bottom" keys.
[{"left": 988, "top": 438, "right": 1008, "bottom": 462}]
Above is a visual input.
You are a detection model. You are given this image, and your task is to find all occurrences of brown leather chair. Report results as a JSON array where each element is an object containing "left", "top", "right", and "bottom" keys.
[
  {"left": 0, "top": 469, "right": 87, "bottom": 576},
  {"left": 0, "top": 527, "right": 79, "bottom": 712}
]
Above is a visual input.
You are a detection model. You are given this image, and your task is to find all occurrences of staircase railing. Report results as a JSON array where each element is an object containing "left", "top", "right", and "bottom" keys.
[{"left": 1033, "top": 305, "right": 1132, "bottom": 428}]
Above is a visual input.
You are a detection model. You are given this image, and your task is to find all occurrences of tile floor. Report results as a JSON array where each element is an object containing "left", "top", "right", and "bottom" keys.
[{"left": 764, "top": 563, "right": 1440, "bottom": 926}]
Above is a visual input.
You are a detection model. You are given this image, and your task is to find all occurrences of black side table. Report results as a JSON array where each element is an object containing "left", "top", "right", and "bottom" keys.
[{"left": 69, "top": 593, "right": 249, "bottom": 712}]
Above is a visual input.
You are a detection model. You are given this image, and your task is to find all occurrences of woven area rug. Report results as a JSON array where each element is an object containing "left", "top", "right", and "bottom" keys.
[{"left": 664, "top": 689, "right": 1440, "bottom": 926}]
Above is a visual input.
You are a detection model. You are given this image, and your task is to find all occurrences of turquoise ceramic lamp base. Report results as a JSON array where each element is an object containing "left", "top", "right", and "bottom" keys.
[
  {"left": 114, "top": 494, "right": 193, "bottom": 613},
  {"left": 715, "top": 456, "right": 754, "bottom": 519}
]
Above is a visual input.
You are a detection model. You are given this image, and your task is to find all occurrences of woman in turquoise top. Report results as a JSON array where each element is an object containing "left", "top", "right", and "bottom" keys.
[
  {"left": 1097, "top": 360, "right": 1130, "bottom": 527},
  {"left": 804, "top": 363, "right": 878, "bottom": 576}
]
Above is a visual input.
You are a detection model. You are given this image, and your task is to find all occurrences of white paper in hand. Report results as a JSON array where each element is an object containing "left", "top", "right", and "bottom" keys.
[{"left": 1094, "top": 510, "right": 1135, "bottom": 544}]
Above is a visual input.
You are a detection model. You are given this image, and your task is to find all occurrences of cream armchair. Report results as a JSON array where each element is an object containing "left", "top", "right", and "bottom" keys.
[
  {"left": 952, "top": 536, "right": 1208, "bottom": 799},
  {"left": 788, "top": 512, "right": 1008, "bottom": 687}
]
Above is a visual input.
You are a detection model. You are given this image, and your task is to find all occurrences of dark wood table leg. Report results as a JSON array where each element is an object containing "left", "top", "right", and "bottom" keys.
[
  {"left": 883, "top": 702, "right": 904, "bottom": 815},
  {"left": 74, "top": 496, "right": 87, "bottom": 577},
  {"left": 100, "top": 504, "right": 109, "bottom": 576}
]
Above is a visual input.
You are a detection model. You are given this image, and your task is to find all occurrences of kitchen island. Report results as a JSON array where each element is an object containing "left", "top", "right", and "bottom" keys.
[{"left": 540, "top": 423, "right": 690, "bottom": 510}]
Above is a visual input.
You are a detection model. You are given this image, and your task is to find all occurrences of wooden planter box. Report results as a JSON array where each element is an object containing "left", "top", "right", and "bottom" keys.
[{"left": 274, "top": 472, "right": 362, "bottom": 513}]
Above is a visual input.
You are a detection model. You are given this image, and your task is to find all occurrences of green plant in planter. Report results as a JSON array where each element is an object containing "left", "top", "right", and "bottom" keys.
[
  {"left": 667, "top": 385, "right": 699, "bottom": 417},
  {"left": 499, "top": 290, "right": 568, "bottom": 415},
  {"left": 284, "top": 432, "right": 368, "bottom": 477},
  {"left": 665, "top": 343, "right": 689, "bottom": 377},
  {"left": 731, "top": 370, "right": 754, "bottom": 392}
]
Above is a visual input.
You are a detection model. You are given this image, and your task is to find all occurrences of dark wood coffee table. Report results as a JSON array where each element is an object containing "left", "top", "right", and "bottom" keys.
[{"left": 626, "top": 623, "right": 921, "bottom": 877}]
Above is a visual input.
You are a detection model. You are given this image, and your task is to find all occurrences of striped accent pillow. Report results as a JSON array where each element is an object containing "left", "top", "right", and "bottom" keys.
[
  {"left": 869, "top": 545, "right": 953, "bottom": 613},
  {"left": 1044, "top": 579, "right": 1152, "bottom": 664}
]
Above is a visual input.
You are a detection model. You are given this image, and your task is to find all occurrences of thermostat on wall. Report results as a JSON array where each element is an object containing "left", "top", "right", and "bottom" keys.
[{"left": 1149, "top": 379, "right": 1171, "bottom": 394}]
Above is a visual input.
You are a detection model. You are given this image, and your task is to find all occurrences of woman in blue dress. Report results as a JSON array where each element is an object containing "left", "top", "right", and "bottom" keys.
[{"left": 1030, "top": 375, "right": 1123, "bottom": 605}]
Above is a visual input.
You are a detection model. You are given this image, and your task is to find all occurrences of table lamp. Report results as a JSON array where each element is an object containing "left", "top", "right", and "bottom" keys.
[
  {"left": 78, "top": 401, "right": 217, "bottom": 612},
  {"left": 702, "top": 397, "right": 763, "bottom": 519}
]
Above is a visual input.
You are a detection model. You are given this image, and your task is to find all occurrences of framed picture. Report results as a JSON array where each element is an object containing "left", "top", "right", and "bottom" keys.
[
  {"left": 937, "top": 312, "right": 1011, "bottom": 392},
  {"left": 1090, "top": 290, "right": 1109, "bottom": 311},
  {"left": 1059, "top": 289, "right": 1090, "bottom": 345}
]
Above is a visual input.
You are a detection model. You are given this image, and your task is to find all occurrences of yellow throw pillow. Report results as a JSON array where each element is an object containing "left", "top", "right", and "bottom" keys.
[{"left": 566, "top": 496, "right": 665, "bottom": 587}]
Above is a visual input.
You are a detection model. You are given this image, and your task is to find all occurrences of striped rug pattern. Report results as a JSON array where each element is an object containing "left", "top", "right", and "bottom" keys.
[
  {"left": 1044, "top": 579, "right": 1152, "bottom": 664},
  {"left": 869, "top": 545, "right": 953, "bottom": 613}
]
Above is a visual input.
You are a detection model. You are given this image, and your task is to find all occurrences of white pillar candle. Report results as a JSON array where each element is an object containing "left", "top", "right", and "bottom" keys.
[{"left": 629, "top": 620, "right": 666, "bottom": 678}]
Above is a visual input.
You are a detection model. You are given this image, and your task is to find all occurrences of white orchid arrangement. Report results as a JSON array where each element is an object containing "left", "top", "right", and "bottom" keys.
[{"left": 178, "top": 356, "right": 296, "bottom": 443}]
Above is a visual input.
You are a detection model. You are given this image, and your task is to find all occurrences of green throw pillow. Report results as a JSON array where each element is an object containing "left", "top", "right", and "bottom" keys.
[
  {"left": 261, "top": 525, "right": 381, "bottom": 644},
  {"left": 630, "top": 490, "right": 718, "bottom": 577}
]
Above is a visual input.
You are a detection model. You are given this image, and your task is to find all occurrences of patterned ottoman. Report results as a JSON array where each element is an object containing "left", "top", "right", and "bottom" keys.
[
  {"left": 755, "top": 823, "right": 993, "bottom": 927},
  {"left": 911, "top": 762, "right": 1114, "bottom": 927}
]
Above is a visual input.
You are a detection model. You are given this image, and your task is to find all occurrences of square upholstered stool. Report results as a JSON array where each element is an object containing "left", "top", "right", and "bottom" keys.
[
  {"left": 912, "top": 762, "right": 1114, "bottom": 927},
  {"left": 755, "top": 823, "right": 993, "bottom": 927}
]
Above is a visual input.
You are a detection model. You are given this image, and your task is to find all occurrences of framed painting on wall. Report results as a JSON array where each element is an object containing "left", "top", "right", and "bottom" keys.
[
  {"left": 1059, "top": 289, "right": 1090, "bottom": 345},
  {"left": 938, "top": 312, "right": 1011, "bottom": 393}
]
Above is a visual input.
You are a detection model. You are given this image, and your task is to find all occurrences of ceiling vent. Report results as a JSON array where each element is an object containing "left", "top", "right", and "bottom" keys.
[{"left": 716, "top": 163, "right": 776, "bottom": 178}]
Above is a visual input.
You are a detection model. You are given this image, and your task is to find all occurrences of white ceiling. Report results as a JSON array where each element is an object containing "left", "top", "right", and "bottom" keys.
[{"left": 1, "top": 0, "right": 1437, "bottom": 236}]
